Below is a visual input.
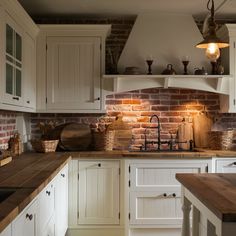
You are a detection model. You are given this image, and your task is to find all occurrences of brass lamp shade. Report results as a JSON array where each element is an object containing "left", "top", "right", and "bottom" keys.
[{"left": 196, "top": 36, "right": 229, "bottom": 49}]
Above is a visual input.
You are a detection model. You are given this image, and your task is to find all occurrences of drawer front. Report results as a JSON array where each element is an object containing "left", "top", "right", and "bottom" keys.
[
  {"left": 130, "top": 189, "right": 182, "bottom": 225},
  {"left": 216, "top": 159, "right": 236, "bottom": 173},
  {"left": 130, "top": 163, "right": 205, "bottom": 190},
  {"left": 39, "top": 182, "right": 55, "bottom": 229}
]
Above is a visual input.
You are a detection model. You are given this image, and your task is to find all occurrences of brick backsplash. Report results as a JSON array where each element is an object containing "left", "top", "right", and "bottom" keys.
[
  {"left": 29, "top": 88, "right": 236, "bottom": 150},
  {"left": 0, "top": 110, "right": 17, "bottom": 150}
]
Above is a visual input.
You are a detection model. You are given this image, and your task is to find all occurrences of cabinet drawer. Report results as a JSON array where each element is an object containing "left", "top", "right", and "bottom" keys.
[
  {"left": 215, "top": 159, "right": 236, "bottom": 173},
  {"left": 40, "top": 215, "right": 55, "bottom": 236},
  {"left": 130, "top": 163, "right": 206, "bottom": 190},
  {"left": 39, "top": 181, "right": 55, "bottom": 229},
  {"left": 130, "top": 189, "right": 182, "bottom": 225}
]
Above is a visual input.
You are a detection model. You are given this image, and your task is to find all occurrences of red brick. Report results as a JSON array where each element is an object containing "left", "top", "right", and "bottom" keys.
[
  {"left": 142, "top": 100, "right": 160, "bottom": 105},
  {"left": 106, "top": 100, "right": 122, "bottom": 105},
  {"left": 141, "top": 88, "right": 159, "bottom": 93},
  {"left": 151, "top": 106, "right": 169, "bottom": 111},
  {"left": 179, "top": 100, "right": 198, "bottom": 105},
  {"left": 169, "top": 105, "right": 187, "bottom": 111},
  {"left": 159, "top": 89, "right": 180, "bottom": 94},
  {"left": 189, "top": 94, "right": 206, "bottom": 99},
  {"left": 137, "top": 117, "right": 150, "bottom": 122},
  {"left": 171, "top": 95, "right": 188, "bottom": 100},
  {"left": 141, "top": 112, "right": 161, "bottom": 116},
  {"left": 179, "top": 89, "right": 197, "bottom": 94},
  {"left": 132, "top": 94, "right": 149, "bottom": 99},
  {"left": 122, "top": 99, "right": 141, "bottom": 105},
  {"left": 132, "top": 105, "right": 150, "bottom": 111},
  {"left": 187, "top": 105, "right": 204, "bottom": 111},
  {"left": 115, "top": 93, "right": 132, "bottom": 99},
  {"left": 169, "top": 117, "right": 183, "bottom": 123},
  {"left": 161, "top": 112, "right": 180, "bottom": 116},
  {"left": 207, "top": 94, "right": 220, "bottom": 99},
  {"left": 160, "top": 100, "right": 178, "bottom": 105}
]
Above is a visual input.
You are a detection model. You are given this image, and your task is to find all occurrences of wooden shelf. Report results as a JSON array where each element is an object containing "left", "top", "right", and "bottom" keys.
[{"left": 102, "top": 74, "right": 232, "bottom": 95}]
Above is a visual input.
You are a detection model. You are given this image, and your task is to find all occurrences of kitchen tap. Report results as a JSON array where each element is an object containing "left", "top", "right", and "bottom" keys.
[{"left": 149, "top": 115, "right": 161, "bottom": 150}]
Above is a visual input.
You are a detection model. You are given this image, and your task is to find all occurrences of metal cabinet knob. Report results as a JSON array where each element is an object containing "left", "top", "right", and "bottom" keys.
[
  {"left": 98, "top": 163, "right": 101, "bottom": 167},
  {"left": 26, "top": 213, "right": 33, "bottom": 221},
  {"left": 163, "top": 193, "right": 167, "bottom": 197},
  {"left": 172, "top": 193, "right": 176, "bottom": 197},
  {"left": 27, "top": 100, "right": 30, "bottom": 104},
  {"left": 46, "top": 191, "right": 51, "bottom": 196},
  {"left": 61, "top": 173, "right": 65, "bottom": 178}
]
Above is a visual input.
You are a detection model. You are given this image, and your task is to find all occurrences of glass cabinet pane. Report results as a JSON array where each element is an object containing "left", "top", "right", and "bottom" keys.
[
  {"left": 15, "top": 32, "right": 22, "bottom": 61},
  {"left": 6, "top": 24, "right": 13, "bottom": 56},
  {"left": 15, "top": 69, "right": 21, "bottom": 97},
  {"left": 6, "top": 63, "right": 13, "bottom": 95}
]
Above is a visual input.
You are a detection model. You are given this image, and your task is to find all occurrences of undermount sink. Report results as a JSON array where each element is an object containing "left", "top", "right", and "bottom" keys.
[{"left": 0, "top": 188, "right": 17, "bottom": 203}]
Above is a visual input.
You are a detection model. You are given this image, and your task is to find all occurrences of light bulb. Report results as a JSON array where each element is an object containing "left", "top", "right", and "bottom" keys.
[{"left": 205, "top": 43, "right": 220, "bottom": 61}]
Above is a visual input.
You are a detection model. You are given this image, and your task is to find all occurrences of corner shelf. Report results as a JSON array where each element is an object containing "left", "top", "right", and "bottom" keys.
[{"left": 102, "top": 74, "right": 232, "bottom": 95}]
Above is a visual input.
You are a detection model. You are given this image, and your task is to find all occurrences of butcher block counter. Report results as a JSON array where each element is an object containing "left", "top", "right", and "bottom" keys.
[
  {"left": 176, "top": 173, "right": 236, "bottom": 236},
  {"left": 0, "top": 152, "right": 71, "bottom": 233}
]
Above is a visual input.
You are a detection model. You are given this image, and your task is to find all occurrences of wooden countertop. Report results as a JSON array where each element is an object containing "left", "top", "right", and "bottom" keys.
[
  {"left": 176, "top": 173, "right": 236, "bottom": 222},
  {"left": 0, "top": 152, "right": 71, "bottom": 233}
]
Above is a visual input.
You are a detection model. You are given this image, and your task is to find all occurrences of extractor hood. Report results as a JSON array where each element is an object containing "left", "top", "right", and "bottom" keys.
[{"left": 103, "top": 13, "right": 231, "bottom": 96}]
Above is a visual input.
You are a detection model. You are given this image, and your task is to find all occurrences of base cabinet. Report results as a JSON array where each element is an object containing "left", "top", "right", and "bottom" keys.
[
  {"left": 12, "top": 199, "right": 39, "bottom": 236},
  {"left": 0, "top": 225, "right": 11, "bottom": 236},
  {"left": 55, "top": 164, "right": 69, "bottom": 236},
  {"left": 78, "top": 160, "right": 120, "bottom": 225}
]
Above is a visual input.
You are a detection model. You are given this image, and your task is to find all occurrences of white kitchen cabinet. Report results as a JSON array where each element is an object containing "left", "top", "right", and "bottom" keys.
[
  {"left": 46, "top": 36, "right": 101, "bottom": 110},
  {"left": 23, "top": 32, "right": 36, "bottom": 110},
  {"left": 0, "top": 0, "right": 38, "bottom": 112},
  {"left": 78, "top": 160, "right": 120, "bottom": 225},
  {"left": 38, "top": 180, "right": 55, "bottom": 232},
  {"left": 0, "top": 224, "right": 11, "bottom": 236},
  {"left": 41, "top": 215, "right": 55, "bottom": 236},
  {"left": 36, "top": 25, "right": 110, "bottom": 113},
  {"left": 213, "top": 158, "right": 236, "bottom": 173},
  {"left": 55, "top": 164, "right": 69, "bottom": 236},
  {"left": 12, "top": 198, "right": 39, "bottom": 236},
  {"left": 129, "top": 160, "right": 210, "bottom": 226},
  {"left": 2, "top": 13, "right": 24, "bottom": 107}
]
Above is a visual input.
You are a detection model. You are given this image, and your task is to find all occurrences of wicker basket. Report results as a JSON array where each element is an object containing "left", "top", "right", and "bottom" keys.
[
  {"left": 31, "top": 140, "right": 59, "bottom": 153},
  {"left": 92, "top": 130, "right": 115, "bottom": 151},
  {"left": 208, "top": 130, "right": 234, "bottom": 150}
]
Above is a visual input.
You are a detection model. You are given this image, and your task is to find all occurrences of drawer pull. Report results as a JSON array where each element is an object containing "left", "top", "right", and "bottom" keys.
[
  {"left": 46, "top": 191, "right": 51, "bottom": 196},
  {"left": 98, "top": 163, "right": 101, "bottom": 167},
  {"left": 27, "top": 100, "right": 30, "bottom": 104},
  {"left": 172, "top": 193, "right": 176, "bottom": 197},
  {"left": 12, "top": 97, "right": 19, "bottom": 100},
  {"left": 233, "top": 162, "right": 236, "bottom": 166},
  {"left": 163, "top": 193, "right": 167, "bottom": 197},
  {"left": 26, "top": 213, "right": 33, "bottom": 221},
  {"left": 61, "top": 173, "right": 65, "bottom": 178}
]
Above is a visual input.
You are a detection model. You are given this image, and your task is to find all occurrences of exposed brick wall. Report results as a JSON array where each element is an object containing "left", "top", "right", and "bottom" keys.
[
  {"left": 33, "top": 16, "right": 136, "bottom": 74},
  {"left": 0, "top": 111, "right": 17, "bottom": 150},
  {"left": 30, "top": 88, "right": 236, "bottom": 150}
]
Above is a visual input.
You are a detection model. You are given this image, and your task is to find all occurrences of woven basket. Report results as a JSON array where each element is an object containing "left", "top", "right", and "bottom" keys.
[
  {"left": 31, "top": 140, "right": 59, "bottom": 153},
  {"left": 92, "top": 130, "right": 115, "bottom": 151},
  {"left": 208, "top": 130, "right": 234, "bottom": 150}
]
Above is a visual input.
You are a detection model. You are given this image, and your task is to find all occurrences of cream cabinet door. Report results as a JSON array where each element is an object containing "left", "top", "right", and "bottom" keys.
[
  {"left": 78, "top": 161, "right": 120, "bottom": 224},
  {"left": 129, "top": 161, "right": 209, "bottom": 225},
  {"left": 55, "top": 164, "right": 68, "bottom": 236},
  {"left": 215, "top": 158, "right": 236, "bottom": 173},
  {"left": 46, "top": 36, "right": 101, "bottom": 110},
  {"left": 23, "top": 33, "right": 36, "bottom": 109},
  {"left": 12, "top": 199, "right": 38, "bottom": 236}
]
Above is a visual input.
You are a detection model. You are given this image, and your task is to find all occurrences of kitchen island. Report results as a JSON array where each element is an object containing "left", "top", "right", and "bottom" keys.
[{"left": 176, "top": 173, "right": 236, "bottom": 236}]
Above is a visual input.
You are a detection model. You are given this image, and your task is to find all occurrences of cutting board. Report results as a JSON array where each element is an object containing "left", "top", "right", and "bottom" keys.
[
  {"left": 50, "top": 123, "right": 92, "bottom": 151},
  {"left": 177, "top": 120, "right": 193, "bottom": 150},
  {"left": 108, "top": 116, "right": 132, "bottom": 150},
  {"left": 193, "top": 113, "right": 213, "bottom": 148},
  {"left": 0, "top": 156, "right": 12, "bottom": 167}
]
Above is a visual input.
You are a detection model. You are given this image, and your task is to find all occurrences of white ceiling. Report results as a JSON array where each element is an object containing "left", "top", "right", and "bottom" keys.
[{"left": 18, "top": 0, "right": 236, "bottom": 20}]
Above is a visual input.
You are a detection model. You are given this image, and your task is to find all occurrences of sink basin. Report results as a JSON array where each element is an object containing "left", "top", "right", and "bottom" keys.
[{"left": 0, "top": 189, "right": 16, "bottom": 203}]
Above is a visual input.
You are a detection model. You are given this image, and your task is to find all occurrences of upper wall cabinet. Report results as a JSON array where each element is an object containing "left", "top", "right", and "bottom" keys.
[
  {"left": 218, "top": 24, "right": 236, "bottom": 113},
  {"left": 36, "top": 25, "right": 111, "bottom": 113},
  {"left": 0, "top": 0, "right": 39, "bottom": 112}
]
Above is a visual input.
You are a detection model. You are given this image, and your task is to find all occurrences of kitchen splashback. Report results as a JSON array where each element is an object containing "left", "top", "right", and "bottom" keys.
[{"left": 30, "top": 88, "right": 236, "bottom": 149}]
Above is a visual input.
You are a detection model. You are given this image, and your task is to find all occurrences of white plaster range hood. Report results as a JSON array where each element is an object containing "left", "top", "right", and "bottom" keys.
[{"left": 103, "top": 13, "right": 231, "bottom": 95}]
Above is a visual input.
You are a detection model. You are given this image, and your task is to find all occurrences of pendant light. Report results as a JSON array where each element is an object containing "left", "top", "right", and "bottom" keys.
[{"left": 196, "top": 0, "right": 229, "bottom": 61}]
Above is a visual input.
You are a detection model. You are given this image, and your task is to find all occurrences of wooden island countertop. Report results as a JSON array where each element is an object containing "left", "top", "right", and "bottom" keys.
[{"left": 176, "top": 173, "right": 236, "bottom": 222}]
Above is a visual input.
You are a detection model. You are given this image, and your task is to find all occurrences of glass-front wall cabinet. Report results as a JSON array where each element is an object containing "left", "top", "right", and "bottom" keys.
[{"left": 3, "top": 14, "right": 23, "bottom": 105}]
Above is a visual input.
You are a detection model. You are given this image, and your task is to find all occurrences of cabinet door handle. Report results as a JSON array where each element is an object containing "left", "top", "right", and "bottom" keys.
[
  {"left": 27, "top": 100, "right": 30, "bottom": 104},
  {"left": 46, "top": 191, "right": 51, "bottom": 196},
  {"left": 172, "top": 193, "right": 176, "bottom": 197},
  {"left": 26, "top": 213, "right": 33, "bottom": 221},
  {"left": 61, "top": 173, "right": 65, "bottom": 178},
  {"left": 163, "top": 193, "right": 167, "bottom": 197},
  {"left": 232, "top": 162, "right": 236, "bottom": 166},
  {"left": 98, "top": 163, "right": 101, "bottom": 167},
  {"left": 12, "top": 97, "right": 19, "bottom": 100}
]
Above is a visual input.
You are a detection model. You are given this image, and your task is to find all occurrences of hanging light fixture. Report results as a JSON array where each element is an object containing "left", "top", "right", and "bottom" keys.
[{"left": 196, "top": 0, "right": 229, "bottom": 61}]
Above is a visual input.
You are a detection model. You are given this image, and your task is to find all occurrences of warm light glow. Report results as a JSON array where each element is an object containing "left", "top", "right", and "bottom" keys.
[{"left": 205, "top": 43, "right": 220, "bottom": 61}]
